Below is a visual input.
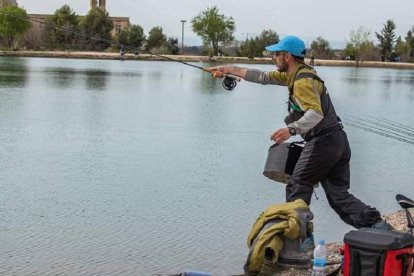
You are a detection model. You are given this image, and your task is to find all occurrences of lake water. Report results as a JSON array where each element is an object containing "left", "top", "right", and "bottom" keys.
[{"left": 1, "top": 57, "right": 414, "bottom": 276}]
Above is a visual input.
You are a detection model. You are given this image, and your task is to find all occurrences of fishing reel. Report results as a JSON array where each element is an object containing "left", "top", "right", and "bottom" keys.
[{"left": 222, "top": 75, "right": 238, "bottom": 91}]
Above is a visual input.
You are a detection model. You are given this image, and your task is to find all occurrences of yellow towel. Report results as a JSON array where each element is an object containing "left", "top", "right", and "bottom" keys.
[{"left": 246, "top": 199, "right": 309, "bottom": 273}]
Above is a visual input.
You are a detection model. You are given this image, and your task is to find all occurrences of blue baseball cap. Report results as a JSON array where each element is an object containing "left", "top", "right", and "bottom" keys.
[{"left": 265, "top": 36, "right": 306, "bottom": 57}]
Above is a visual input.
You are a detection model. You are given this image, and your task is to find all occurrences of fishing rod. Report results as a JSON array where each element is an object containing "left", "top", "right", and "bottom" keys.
[{"left": 0, "top": 10, "right": 239, "bottom": 91}]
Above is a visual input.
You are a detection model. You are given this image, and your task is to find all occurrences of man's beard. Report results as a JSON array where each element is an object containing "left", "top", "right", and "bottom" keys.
[
  {"left": 276, "top": 59, "right": 288, "bottom": 72},
  {"left": 276, "top": 63, "right": 287, "bottom": 72}
]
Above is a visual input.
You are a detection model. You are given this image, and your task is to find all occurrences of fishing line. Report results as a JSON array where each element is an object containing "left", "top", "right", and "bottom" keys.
[
  {"left": 0, "top": 10, "right": 239, "bottom": 91},
  {"left": 343, "top": 117, "right": 414, "bottom": 145},
  {"left": 344, "top": 117, "right": 414, "bottom": 141},
  {"left": 367, "top": 115, "right": 414, "bottom": 133},
  {"left": 344, "top": 121, "right": 414, "bottom": 146},
  {"left": 345, "top": 115, "right": 414, "bottom": 138}
]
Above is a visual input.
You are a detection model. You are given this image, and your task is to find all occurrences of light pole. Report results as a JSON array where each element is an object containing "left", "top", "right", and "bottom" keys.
[{"left": 180, "top": 20, "right": 186, "bottom": 55}]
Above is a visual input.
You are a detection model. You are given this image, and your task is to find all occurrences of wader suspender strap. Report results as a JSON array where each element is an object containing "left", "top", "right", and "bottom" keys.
[
  {"left": 295, "top": 72, "right": 324, "bottom": 84},
  {"left": 288, "top": 70, "right": 343, "bottom": 129},
  {"left": 287, "top": 69, "right": 324, "bottom": 113}
]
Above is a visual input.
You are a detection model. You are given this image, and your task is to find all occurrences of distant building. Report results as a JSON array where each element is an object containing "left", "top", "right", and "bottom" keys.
[
  {"left": 88, "top": 0, "right": 129, "bottom": 37},
  {"left": 0, "top": 0, "right": 17, "bottom": 8},
  {"left": 109, "top": 16, "right": 130, "bottom": 37},
  {"left": 22, "top": 0, "right": 130, "bottom": 49},
  {"left": 90, "top": 0, "right": 106, "bottom": 9}
]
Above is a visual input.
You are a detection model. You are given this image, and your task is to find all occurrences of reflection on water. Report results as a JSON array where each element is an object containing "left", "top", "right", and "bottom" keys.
[
  {"left": 85, "top": 70, "right": 109, "bottom": 90},
  {"left": 46, "top": 67, "right": 77, "bottom": 89},
  {"left": 399, "top": 72, "right": 414, "bottom": 91},
  {"left": 0, "top": 57, "right": 28, "bottom": 87},
  {"left": 199, "top": 70, "right": 226, "bottom": 93},
  {"left": 345, "top": 67, "right": 414, "bottom": 85},
  {"left": 339, "top": 67, "right": 414, "bottom": 101},
  {"left": 0, "top": 73, "right": 27, "bottom": 87},
  {"left": 44, "top": 68, "right": 110, "bottom": 90},
  {"left": 344, "top": 67, "right": 362, "bottom": 84},
  {"left": 1, "top": 57, "right": 414, "bottom": 276}
]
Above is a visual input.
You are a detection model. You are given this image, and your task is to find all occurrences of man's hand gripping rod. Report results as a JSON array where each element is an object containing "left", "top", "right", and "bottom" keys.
[{"left": 204, "top": 68, "right": 241, "bottom": 91}]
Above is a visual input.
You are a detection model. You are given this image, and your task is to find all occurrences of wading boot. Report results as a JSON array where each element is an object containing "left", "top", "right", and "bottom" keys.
[{"left": 277, "top": 237, "right": 312, "bottom": 269}]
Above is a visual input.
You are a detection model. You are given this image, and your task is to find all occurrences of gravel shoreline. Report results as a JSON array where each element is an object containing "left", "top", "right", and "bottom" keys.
[
  {"left": 200, "top": 210, "right": 413, "bottom": 276},
  {"left": 255, "top": 209, "right": 414, "bottom": 276}
]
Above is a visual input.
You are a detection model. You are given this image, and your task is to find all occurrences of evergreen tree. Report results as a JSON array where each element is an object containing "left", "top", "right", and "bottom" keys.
[
  {"left": 256, "top": 29, "right": 279, "bottom": 54},
  {"left": 237, "top": 29, "right": 278, "bottom": 58},
  {"left": 405, "top": 27, "right": 414, "bottom": 58},
  {"left": 375, "top": 19, "right": 397, "bottom": 60},
  {"left": 394, "top": 36, "right": 406, "bottom": 58},
  {"left": 165, "top": 37, "right": 179, "bottom": 55},
  {"left": 237, "top": 38, "right": 257, "bottom": 58},
  {"left": 145, "top": 26, "right": 167, "bottom": 52},
  {"left": 79, "top": 7, "right": 113, "bottom": 51},
  {"left": 118, "top": 24, "right": 145, "bottom": 52},
  {"left": 43, "top": 5, "right": 79, "bottom": 50}
]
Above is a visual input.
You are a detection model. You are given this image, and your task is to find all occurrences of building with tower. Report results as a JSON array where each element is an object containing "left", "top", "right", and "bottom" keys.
[
  {"left": 87, "top": 0, "right": 129, "bottom": 35},
  {"left": 0, "top": 0, "right": 17, "bottom": 8},
  {"left": 21, "top": 0, "right": 130, "bottom": 49},
  {"left": 90, "top": 0, "right": 106, "bottom": 9}
]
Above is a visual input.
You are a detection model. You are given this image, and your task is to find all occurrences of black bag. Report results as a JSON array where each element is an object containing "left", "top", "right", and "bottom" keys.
[
  {"left": 263, "top": 142, "right": 304, "bottom": 184},
  {"left": 343, "top": 228, "right": 414, "bottom": 276}
]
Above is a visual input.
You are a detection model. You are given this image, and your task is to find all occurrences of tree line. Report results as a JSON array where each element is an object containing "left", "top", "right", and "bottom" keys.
[{"left": 1, "top": 4, "right": 413, "bottom": 63}]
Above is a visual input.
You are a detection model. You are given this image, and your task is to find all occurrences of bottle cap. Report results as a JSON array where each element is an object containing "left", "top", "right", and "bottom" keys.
[{"left": 318, "top": 240, "right": 325, "bottom": 245}]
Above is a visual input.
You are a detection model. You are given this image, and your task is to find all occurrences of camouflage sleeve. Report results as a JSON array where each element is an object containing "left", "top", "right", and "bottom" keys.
[
  {"left": 244, "top": 69, "right": 288, "bottom": 85},
  {"left": 288, "top": 110, "right": 324, "bottom": 135},
  {"left": 288, "top": 78, "right": 324, "bottom": 134},
  {"left": 292, "top": 78, "right": 323, "bottom": 114}
]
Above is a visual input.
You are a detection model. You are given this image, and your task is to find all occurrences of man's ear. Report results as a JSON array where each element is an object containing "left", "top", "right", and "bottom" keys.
[{"left": 285, "top": 53, "right": 292, "bottom": 62}]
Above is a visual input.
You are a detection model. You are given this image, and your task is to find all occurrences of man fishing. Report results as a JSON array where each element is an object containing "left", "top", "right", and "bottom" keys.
[{"left": 209, "top": 35, "right": 391, "bottom": 230}]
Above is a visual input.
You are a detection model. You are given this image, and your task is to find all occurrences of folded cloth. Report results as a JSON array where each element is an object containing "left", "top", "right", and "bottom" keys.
[{"left": 244, "top": 199, "right": 312, "bottom": 274}]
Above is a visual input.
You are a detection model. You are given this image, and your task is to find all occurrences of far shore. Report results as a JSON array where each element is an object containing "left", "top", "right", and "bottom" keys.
[{"left": 2, "top": 50, "right": 414, "bottom": 70}]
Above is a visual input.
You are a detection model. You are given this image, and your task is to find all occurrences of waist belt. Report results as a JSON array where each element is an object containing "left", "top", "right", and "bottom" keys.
[{"left": 305, "top": 123, "right": 344, "bottom": 141}]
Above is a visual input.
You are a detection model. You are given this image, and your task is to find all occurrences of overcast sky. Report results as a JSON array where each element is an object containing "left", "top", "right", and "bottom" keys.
[{"left": 18, "top": 0, "right": 414, "bottom": 48}]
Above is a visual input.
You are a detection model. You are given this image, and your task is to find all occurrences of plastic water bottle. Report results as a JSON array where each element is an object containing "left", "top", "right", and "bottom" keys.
[{"left": 312, "top": 240, "right": 327, "bottom": 276}]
